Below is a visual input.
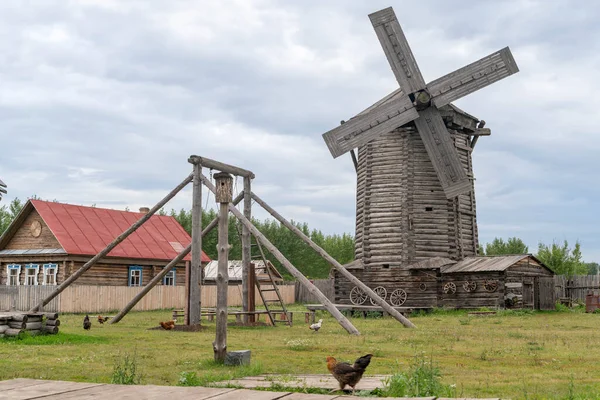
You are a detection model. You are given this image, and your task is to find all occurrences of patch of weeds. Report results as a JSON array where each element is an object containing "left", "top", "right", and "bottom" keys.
[
  {"left": 458, "top": 317, "right": 471, "bottom": 325},
  {"left": 284, "top": 338, "right": 312, "bottom": 351},
  {"left": 178, "top": 371, "right": 201, "bottom": 386},
  {"left": 479, "top": 350, "right": 488, "bottom": 361},
  {"left": 191, "top": 359, "right": 264, "bottom": 387},
  {"left": 381, "top": 353, "right": 455, "bottom": 398},
  {"left": 365, "top": 311, "right": 383, "bottom": 319},
  {"left": 507, "top": 331, "right": 526, "bottom": 339},
  {"left": 111, "top": 352, "right": 142, "bottom": 385},
  {"left": 372, "top": 348, "right": 386, "bottom": 357},
  {"left": 259, "top": 383, "right": 330, "bottom": 395}
]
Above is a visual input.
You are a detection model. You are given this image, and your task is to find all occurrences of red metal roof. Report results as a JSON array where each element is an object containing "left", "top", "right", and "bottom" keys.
[{"left": 31, "top": 200, "right": 210, "bottom": 262}]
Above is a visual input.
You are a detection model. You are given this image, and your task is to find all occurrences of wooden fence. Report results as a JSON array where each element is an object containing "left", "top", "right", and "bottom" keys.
[
  {"left": 0, "top": 284, "right": 295, "bottom": 313},
  {"left": 555, "top": 275, "right": 600, "bottom": 303},
  {"left": 295, "top": 279, "right": 334, "bottom": 303}
]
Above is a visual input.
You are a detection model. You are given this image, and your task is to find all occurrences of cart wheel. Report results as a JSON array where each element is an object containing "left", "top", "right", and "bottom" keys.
[
  {"left": 463, "top": 281, "right": 477, "bottom": 292},
  {"left": 350, "top": 286, "right": 367, "bottom": 305},
  {"left": 389, "top": 289, "right": 407, "bottom": 306},
  {"left": 370, "top": 286, "right": 387, "bottom": 305},
  {"left": 419, "top": 283, "right": 427, "bottom": 291},
  {"left": 443, "top": 282, "right": 457, "bottom": 294},
  {"left": 484, "top": 280, "right": 498, "bottom": 292}
]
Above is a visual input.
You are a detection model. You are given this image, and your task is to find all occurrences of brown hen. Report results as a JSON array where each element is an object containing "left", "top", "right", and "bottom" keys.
[
  {"left": 326, "top": 354, "right": 373, "bottom": 394},
  {"left": 159, "top": 320, "right": 176, "bottom": 330}
]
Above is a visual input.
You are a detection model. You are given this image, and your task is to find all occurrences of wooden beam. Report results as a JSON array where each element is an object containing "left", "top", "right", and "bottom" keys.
[
  {"left": 29, "top": 173, "right": 194, "bottom": 312},
  {"left": 199, "top": 174, "right": 361, "bottom": 335},
  {"left": 350, "top": 150, "right": 358, "bottom": 172},
  {"left": 188, "top": 155, "right": 255, "bottom": 179},
  {"left": 189, "top": 164, "right": 203, "bottom": 326},
  {"left": 110, "top": 192, "right": 245, "bottom": 324},
  {"left": 242, "top": 177, "right": 252, "bottom": 323},
  {"left": 250, "top": 192, "right": 416, "bottom": 329},
  {"left": 214, "top": 201, "right": 230, "bottom": 362}
]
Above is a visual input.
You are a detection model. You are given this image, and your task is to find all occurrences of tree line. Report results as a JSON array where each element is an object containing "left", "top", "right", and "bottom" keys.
[{"left": 1, "top": 197, "right": 597, "bottom": 278}]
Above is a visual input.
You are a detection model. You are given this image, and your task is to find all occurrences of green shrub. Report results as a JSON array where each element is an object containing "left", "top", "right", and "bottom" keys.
[
  {"left": 381, "top": 354, "right": 455, "bottom": 397},
  {"left": 178, "top": 371, "right": 201, "bottom": 386},
  {"left": 111, "top": 352, "right": 142, "bottom": 385}
]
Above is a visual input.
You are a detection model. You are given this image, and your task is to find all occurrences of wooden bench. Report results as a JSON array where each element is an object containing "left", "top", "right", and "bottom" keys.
[{"left": 270, "top": 311, "right": 315, "bottom": 326}]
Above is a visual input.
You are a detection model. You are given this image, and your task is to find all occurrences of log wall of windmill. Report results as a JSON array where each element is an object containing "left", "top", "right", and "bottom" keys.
[{"left": 346, "top": 123, "right": 479, "bottom": 308}]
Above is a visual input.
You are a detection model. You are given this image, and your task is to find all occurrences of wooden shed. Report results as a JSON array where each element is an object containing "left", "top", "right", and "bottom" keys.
[
  {"left": 334, "top": 255, "right": 555, "bottom": 310},
  {"left": 203, "top": 259, "right": 283, "bottom": 285},
  {"left": 0, "top": 200, "right": 210, "bottom": 288},
  {"left": 438, "top": 255, "right": 555, "bottom": 310}
]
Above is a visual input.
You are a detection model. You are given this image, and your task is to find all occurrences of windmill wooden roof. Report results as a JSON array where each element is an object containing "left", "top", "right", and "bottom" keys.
[
  {"left": 0, "top": 200, "right": 210, "bottom": 263},
  {"left": 441, "top": 255, "right": 553, "bottom": 274}
]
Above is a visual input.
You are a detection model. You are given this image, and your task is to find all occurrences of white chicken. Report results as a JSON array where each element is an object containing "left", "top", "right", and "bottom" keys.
[{"left": 309, "top": 319, "right": 323, "bottom": 333}]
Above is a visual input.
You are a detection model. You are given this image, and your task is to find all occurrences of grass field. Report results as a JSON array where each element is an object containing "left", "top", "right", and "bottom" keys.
[{"left": 1, "top": 306, "right": 600, "bottom": 399}]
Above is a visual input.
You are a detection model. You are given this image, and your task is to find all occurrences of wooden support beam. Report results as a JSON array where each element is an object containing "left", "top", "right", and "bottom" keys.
[
  {"left": 242, "top": 177, "right": 252, "bottom": 323},
  {"left": 350, "top": 149, "right": 358, "bottom": 172},
  {"left": 250, "top": 192, "right": 416, "bottom": 329},
  {"left": 110, "top": 192, "right": 245, "bottom": 324},
  {"left": 189, "top": 163, "right": 203, "bottom": 326},
  {"left": 29, "top": 173, "right": 194, "bottom": 312},
  {"left": 188, "top": 155, "right": 255, "bottom": 179},
  {"left": 213, "top": 172, "right": 233, "bottom": 362},
  {"left": 199, "top": 174, "right": 361, "bottom": 335}
]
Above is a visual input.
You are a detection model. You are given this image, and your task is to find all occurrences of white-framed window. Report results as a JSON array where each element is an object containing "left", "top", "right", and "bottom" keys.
[
  {"left": 24, "top": 264, "right": 39, "bottom": 286},
  {"left": 6, "top": 264, "right": 21, "bottom": 286},
  {"left": 128, "top": 266, "right": 142, "bottom": 287},
  {"left": 163, "top": 268, "right": 176, "bottom": 286},
  {"left": 42, "top": 263, "right": 59, "bottom": 285}
]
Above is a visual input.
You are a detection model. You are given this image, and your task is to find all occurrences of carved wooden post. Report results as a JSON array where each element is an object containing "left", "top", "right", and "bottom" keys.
[
  {"left": 242, "top": 176, "right": 251, "bottom": 324},
  {"left": 213, "top": 172, "right": 233, "bottom": 362},
  {"left": 189, "top": 163, "right": 202, "bottom": 326}
]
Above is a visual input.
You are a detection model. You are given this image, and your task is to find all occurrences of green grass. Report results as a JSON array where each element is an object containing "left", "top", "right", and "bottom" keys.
[{"left": 2, "top": 305, "right": 600, "bottom": 398}]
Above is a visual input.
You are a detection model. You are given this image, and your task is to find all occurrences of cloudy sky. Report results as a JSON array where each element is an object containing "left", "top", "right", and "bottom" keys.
[{"left": 1, "top": 1, "right": 599, "bottom": 261}]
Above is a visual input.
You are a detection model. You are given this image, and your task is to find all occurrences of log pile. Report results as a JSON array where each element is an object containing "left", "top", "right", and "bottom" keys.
[{"left": 0, "top": 312, "right": 60, "bottom": 337}]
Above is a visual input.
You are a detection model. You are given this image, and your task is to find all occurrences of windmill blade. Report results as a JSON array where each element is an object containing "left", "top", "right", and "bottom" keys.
[
  {"left": 413, "top": 108, "right": 472, "bottom": 199},
  {"left": 322, "top": 95, "right": 419, "bottom": 158},
  {"left": 369, "top": 7, "right": 427, "bottom": 94},
  {"left": 428, "top": 47, "right": 519, "bottom": 108}
]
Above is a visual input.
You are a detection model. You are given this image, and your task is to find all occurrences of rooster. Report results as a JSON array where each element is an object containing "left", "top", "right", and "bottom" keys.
[
  {"left": 83, "top": 315, "right": 91, "bottom": 330},
  {"left": 159, "top": 320, "right": 176, "bottom": 330},
  {"left": 326, "top": 354, "right": 373, "bottom": 394},
  {"left": 309, "top": 319, "right": 323, "bottom": 333},
  {"left": 97, "top": 315, "right": 110, "bottom": 324}
]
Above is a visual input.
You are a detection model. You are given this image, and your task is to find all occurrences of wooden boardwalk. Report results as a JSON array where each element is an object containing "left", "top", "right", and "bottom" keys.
[
  {"left": 0, "top": 378, "right": 499, "bottom": 399},
  {"left": 220, "top": 374, "right": 390, "bottom": 390}
]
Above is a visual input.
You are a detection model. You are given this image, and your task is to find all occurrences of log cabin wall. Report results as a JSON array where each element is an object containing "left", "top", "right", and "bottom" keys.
[
  {"left": 504, "top": 258, "right": 553, "bottom": 309},
  {"left": 333, "top": 268, "right": 438, "bottom": 308},
  {"left": 0, "top": 258, "right": 187, "bottom": 286},
  {"left": 439, "top": 272, "right": 504, "bottom": 309}
]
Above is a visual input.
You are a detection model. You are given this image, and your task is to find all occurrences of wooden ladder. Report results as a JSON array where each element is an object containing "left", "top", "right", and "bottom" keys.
[{"left": 251, "top": 234, "right": 290, "bottom": 326}]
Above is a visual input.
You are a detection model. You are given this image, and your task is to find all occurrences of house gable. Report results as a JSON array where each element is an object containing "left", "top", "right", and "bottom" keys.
[{"left": 4, "top": 208, "right": 63, "bottom": 251}]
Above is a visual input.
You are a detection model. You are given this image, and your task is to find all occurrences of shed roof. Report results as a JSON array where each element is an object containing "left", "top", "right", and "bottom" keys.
[
  {"left": 203, "top": 260, "right": 283, "bottom": 282},
  {"left": 441, "top": 255, "right": 551, "bottom": 274},
  {"left": 0, "top": 200, "right": 210, "bottom": 263},
  {"left": 406, "top": 257, "right": 456, "bottom": 270}
]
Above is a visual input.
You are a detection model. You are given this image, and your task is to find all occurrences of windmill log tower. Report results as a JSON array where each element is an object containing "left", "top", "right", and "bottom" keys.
[{"left": 321, "top": 7, "right": 519, "bottom": 308}]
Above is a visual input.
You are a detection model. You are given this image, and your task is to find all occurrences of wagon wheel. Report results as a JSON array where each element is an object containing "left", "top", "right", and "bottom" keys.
[
  {"left": 419, "top": 283, "right": 427, "bottom": 291},
  {"left": 369, "top": 286, "right": 387, "bottom": 305},
  {"left": 389, "top": 289, "right": 407, "bottom": 306},
  {"left": 350, "top": 286, "right": 368, "bottom": 305},
  {"left": 483, "top": 280, "right": 498, "bottom": 292},
  {"left": 443, "top": 282, "right": 457, "bottom": 294},
  {"left": 463, "top": 281, "right": 477, "bottom": 292}
]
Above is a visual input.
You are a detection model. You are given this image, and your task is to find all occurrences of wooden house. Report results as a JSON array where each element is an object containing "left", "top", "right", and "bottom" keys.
[{"left": 0, "top": 200, "right": 210, "bottom": 288}]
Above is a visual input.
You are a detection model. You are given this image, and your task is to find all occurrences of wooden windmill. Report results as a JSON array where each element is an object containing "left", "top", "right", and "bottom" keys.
[
  {"left": 321, "top": 7, "right": 519, "bottom": 306},
  {"left": 0, "top": 179, "right": 6, "bottom": 201}
]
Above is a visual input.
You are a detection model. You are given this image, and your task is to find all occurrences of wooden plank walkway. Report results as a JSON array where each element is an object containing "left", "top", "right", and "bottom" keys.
[
  {"left": 220, "top": 374, "right": 389, "bottom": 391},
  {"left": 0, "top": 379, "right": 500, "bottom": 399}
]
